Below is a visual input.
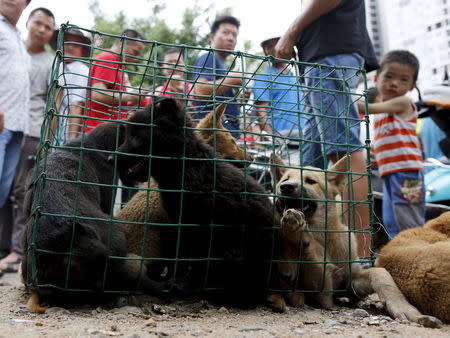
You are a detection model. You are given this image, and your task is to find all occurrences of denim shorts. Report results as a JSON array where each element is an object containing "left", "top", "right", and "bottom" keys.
[
  {"left": 301, "top": 53, "right": 364, "bottom": 168},
  {"left": 382, "top": 170, "right": 425, "bottom": 239}
]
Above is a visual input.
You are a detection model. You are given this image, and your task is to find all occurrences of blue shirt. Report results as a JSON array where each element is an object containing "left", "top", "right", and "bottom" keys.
[
  {"left": 192, "top": 52, "right": 240, "bottom": 131},
  {"left": 252, "top": 65, "right": 304, "bottom": 134},
  {"left": 420, "top": 117, "right": 446, "bottom": 160}
]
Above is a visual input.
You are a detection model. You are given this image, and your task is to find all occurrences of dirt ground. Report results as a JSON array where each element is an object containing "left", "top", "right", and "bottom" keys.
[{"left": 0, "top": 272, "right": 449, "bottom": 338}]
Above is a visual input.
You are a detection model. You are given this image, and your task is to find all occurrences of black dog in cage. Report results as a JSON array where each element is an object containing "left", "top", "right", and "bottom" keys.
[
  {"left": 22, "top": 122, "right": 165, "bottom": 312},
  {"left": 116, "top": 97, "right": 280, "bottom": 306}
]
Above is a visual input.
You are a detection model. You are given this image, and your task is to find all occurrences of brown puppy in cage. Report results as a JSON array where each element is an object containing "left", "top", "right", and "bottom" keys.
[
  {"left": 21, "top": 122, "right": 166, "bottom": 313},
  {"left": 376, "top": 211, "right": 450, "bottom": 323},
  {"left": 115, "top": 97, "right": 278, "bottom": 306},
  {"left": 267, "top": 154, "right": 442, "bottom": 327},
  {"left": 117, "top": 103, "right": 253, "bottom": 279}
]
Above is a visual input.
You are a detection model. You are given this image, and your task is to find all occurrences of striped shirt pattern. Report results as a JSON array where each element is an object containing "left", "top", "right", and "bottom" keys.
[{"left": 373, "top": 104, "right": 423, "bottom": 177}]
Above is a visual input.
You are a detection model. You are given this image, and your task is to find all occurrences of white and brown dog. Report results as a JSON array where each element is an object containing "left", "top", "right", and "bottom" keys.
[{"left": 267, "top": 154, "right": 442, "bottom": 327}]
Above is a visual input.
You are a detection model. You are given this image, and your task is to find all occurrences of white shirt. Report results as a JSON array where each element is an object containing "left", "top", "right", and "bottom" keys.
[
  {"left": 56, "top": 60, "right": 89, "bottom": 144},
  {"left": 0, "top": 14, "right": 31, "bottom": 132},
  {"left": 26, "top": 51, "right": 54, "bottom": 138}
]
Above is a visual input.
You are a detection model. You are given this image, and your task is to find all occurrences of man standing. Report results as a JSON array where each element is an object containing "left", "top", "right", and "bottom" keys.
[
  {"left": 0, "top": 7, "right": 55, "bottom": 274},
  {"left": 192, "top": 15, "right": 244, "bottom": 135},
  {"left": 51, "top": 27, "right": 91, "bottom": 143},
  {"left": 84, "top": 29, "right": 145, "bottom": 132},
  {"left": 275, "top": 0, "right": 378, "bottom": 257},
  {"left": 0, "top": 0, "right": 31, "bottom": 271}
]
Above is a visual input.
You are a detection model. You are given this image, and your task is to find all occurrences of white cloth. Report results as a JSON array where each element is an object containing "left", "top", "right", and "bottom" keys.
[
  {"left": 0, "top": 14, "right": 31, "bottom": 132},
  {"left": 26, "top": 51, "right": 54, "bottom": 138},
  {"left": 56, "top": 61, "right": 89, "bottom": 144}
]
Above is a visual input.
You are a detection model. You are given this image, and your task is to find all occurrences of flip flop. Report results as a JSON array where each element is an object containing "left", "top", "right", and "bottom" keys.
[{"left": 0, "top": 259, "right": 21, "bottom": 273}]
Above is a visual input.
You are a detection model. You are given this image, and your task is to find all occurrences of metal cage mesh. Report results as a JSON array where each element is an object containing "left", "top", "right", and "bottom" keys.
[{"left": 26, "top": 24, "right": 373, "bottom": 297}]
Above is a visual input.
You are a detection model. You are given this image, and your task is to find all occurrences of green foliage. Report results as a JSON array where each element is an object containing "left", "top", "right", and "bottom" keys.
[{"left": 87, "top": 0, "right": 255, "bottom": 89}]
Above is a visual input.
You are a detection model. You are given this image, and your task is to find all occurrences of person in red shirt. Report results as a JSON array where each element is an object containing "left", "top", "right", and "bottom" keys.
[{"left": 84, "top": 29, "right": 145, "bottom": 132}]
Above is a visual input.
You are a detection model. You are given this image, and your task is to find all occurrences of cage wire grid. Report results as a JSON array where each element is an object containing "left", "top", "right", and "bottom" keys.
[{"left": 26, "top": 24, "right": 373, "bottom": 296}]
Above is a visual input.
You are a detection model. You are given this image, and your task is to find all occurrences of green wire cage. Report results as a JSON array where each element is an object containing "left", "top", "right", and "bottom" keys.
[{"left": 24, "top": 24, "right": 373, "bottom": 301}]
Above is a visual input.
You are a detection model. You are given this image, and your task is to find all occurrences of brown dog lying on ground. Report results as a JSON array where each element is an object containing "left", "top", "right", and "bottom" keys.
[
  {"left": 116, "top": 103, "right": 253, "bottom": 278},
  {"left": 267, "top": 154, "right": 442, "bottom": 327},
  {"left": 376, "top": 211, "right": 450, "bottom": 323}
]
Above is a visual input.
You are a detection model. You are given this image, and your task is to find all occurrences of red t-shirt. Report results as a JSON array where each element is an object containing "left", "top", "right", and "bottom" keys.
[{"left": 85, "top": 51, "right": 132, "bottom": 131}]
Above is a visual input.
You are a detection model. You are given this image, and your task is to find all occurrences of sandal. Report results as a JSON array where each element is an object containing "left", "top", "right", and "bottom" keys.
[{"left": 0, "top": 259, "right": 21, "bottom": 273}]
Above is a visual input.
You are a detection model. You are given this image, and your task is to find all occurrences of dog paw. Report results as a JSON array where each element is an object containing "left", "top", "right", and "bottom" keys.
[
  {"left": 267, "top": 292, "right": 288, "bottom": 313},
  {"left": 417, "top": 315, "right": 443, "bottom": 328},
  {"left": 281, "top": 209, "right": 307, "bottom": 232},
  {"left": 286, "top": 292, "right": 305, "bottom": 308}
]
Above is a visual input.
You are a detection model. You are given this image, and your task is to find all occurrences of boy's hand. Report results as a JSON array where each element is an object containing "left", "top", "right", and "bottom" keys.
[{"left": 357, "top": 100, "right": 366, "bottom": 114}]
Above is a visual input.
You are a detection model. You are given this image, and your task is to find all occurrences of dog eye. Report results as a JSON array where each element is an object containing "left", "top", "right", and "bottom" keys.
[{"left": 305, "top": 177, "right": 316, "bottom": 185}]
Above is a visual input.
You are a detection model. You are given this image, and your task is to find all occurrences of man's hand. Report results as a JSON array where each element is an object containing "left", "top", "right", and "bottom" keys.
[
  {"left": 0, "top": 109, "right": 4, "bottom": 133},
  {"left": 274, "top": 34, "right": 295, "bottom": 60}
]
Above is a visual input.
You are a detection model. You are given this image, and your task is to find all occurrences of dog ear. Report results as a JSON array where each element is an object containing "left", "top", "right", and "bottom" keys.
[
  {"left": 197, "top": 103, "right": 227, "bottom": 130},
  {"left": 269, "top": 153, "right": 287, "bottom": 186},
  {"left": 154, "top": 97, "right": 185, "bottom": 127},
  {"left": 327, "top": 156, "right": 349, "bottom": 192},
  {"left": 214, "top": 103, "right": 226, "bottom": 128}
]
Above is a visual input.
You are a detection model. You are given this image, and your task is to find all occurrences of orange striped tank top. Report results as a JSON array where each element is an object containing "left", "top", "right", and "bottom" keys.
[{"left": 372, "top": 104, "right": 423, "bottom": 177}]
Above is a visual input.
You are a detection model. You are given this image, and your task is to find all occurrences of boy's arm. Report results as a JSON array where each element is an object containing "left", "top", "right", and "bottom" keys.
[{"left": 357, "top": 96, "right": 414, "bottom": 117}]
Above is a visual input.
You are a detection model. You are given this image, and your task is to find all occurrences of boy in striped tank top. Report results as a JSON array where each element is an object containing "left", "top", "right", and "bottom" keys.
[{"left": 358, "top": 50, "right": 424, "bottom": 239}]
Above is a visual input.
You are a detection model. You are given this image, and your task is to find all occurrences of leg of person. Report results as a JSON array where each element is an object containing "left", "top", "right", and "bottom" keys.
[
  {"left": 0, "top": 200, "right": 13, "bottom": 260},
  {"left": 390, "top": 170, "right": 426, "bottom": 233},
  {"left": 307, "top": 53, "right": 370, "bottom": 257},
  {"left": 11, "top": 136, "right": 39, "bottom": 258},
  {"left": 0, "top": 130, "right": 24, "bottom": 272},
  {"left": 300, "top": 82, "right": 325, "bottom": 168},
  {"left": 381, "top": 173, "right": 401, "bottom": 239},
  {"left": 338, "top": 150, "right": 371, "bottom": 257},
  {"left": 0, "top": 129, "right": 14, "bottom": 263}
]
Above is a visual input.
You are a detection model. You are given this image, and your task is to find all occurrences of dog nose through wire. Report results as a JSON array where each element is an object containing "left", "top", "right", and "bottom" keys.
[{"left": 280, "top": 182, "right": 298, "bottom": 195}]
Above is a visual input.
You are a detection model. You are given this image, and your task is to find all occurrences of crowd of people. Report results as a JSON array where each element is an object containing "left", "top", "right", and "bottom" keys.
[{"left": 0, "top": 0, "right": 446, "bottom": 276}]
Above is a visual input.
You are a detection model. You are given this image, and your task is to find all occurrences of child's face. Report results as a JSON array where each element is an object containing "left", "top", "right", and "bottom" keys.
[
  {"left": 375, "top": 62, "right": 416, "bottom": 101},
  {"left": 163, "top": 52, "right": 185, "bottom": 78}
]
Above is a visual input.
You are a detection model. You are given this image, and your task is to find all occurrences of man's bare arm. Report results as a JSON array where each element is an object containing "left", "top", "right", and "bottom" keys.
[
  {"left": 193, "top": 72, "right": 243, "bottom": 100},
  {"left": 255, "top": 101, "right": 273, "bottom": 134},
  {"left": 67, "top": 103, "right": 84, "bottom": 139},
  {"left": 90, "top": 82, "right": 140, "bottom": 106}
]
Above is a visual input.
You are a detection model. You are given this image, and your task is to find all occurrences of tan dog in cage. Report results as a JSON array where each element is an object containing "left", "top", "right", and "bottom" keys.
[
  {"left": 376, "top": 211, "right": 450, "bottom": 323},
  {"left": 116, "top": 103, "right": 253, "bottom": 278},
  {"left": 267, "top": 154, "right": 442, "bottom": 327}
]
